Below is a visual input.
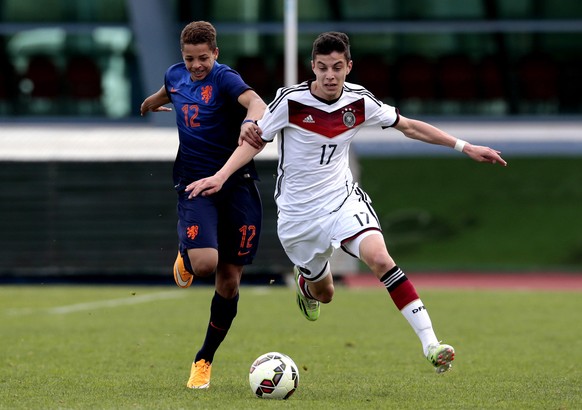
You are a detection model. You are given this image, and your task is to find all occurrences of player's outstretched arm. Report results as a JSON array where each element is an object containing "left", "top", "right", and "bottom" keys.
[
  {"left": 140, "top": 86, "right": 172, "bottom": 116},
  {"left": 186, "top": 141, "right": 263, "bottom": 198},
  {"left": 394, "top": 115, "right": 507, "bottom": 166}
]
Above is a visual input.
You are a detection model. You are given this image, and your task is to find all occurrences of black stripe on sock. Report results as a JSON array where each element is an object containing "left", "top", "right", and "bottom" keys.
[{"left": 379, "top": 266, "right": 407, "bottom": 292}]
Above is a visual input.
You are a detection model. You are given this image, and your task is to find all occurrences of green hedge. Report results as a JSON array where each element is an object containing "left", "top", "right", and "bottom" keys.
[{"left": 359, "top": 156, "right": 582, "bottom": 272}]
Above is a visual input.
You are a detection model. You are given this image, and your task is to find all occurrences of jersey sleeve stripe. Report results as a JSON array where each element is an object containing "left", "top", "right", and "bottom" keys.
[
  {"left": 268, "top": 82, "right": 310, "bottom": 112},
  {"left": 274, "top": 128, "right": 286, "bottom": 201},
  {"left": 343, "top": 84, "right": 384, "bottom": 107}
]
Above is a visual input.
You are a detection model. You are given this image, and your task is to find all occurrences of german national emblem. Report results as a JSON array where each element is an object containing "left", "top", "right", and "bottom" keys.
[{"left": 342, "top": 108, "right": 356, "bottom": 128}]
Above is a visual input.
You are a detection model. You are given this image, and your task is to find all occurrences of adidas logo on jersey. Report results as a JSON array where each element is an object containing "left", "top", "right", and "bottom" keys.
[{"left": 302, "top": 115, "right": 315, "bottom": 123}]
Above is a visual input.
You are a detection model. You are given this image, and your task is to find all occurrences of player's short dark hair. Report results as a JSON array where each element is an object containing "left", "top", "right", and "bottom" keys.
[
  {"left": 180, "top": 21, "right": 217, "bottom": 50},
  {"left": 311, "top": 32, "right": 351, "bottom": 62}
]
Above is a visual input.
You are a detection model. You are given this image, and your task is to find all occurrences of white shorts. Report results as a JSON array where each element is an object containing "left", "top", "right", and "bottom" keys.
[{"left": 278, "top": 185, "right": 383, "bottom": 282}]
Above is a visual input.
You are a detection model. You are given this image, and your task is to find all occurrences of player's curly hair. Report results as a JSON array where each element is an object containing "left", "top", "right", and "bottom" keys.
[
  {"left": 180, "top": 21, "right": 217, "bottom": 50},
  {"left": 311, "top": 32, "right": 351, "bottom": 61}
]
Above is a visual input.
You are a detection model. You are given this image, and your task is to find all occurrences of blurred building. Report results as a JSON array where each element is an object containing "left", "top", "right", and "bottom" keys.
[
  {"left": 1, "top": 0, "right": 582, "bottom": 280},
  {"left": 1, "top": 0, "right": 582, "bottom": 120}
]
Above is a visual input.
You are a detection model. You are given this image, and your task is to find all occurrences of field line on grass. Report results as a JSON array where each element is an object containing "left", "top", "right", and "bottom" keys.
[{"left": 6, "top": 290, "right": 187, "bottom": 316}]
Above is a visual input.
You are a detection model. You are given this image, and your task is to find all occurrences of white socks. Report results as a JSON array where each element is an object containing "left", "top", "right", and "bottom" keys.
[{"left": 400, "top": 299, "right": 439, "bottom": 356}]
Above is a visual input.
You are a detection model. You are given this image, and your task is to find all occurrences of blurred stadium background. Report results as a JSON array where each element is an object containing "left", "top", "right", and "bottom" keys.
[{"left": 1, "top": 0, "right": 581, "bottom": 283}]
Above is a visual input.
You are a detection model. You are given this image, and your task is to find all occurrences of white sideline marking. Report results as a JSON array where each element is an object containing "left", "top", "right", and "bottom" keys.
[
  {"left": 49, "top": 291, "right": 186, "bottom": 314},
  {"left": 6, "top": 291, "right": 186, "bottom": 316}
]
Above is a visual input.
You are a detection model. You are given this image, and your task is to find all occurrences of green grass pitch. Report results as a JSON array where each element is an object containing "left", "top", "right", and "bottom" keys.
[{"left": 1, "top": 285, "right": 580, "bottom": 409}]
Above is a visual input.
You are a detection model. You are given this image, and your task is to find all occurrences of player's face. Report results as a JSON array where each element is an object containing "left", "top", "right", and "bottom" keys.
[
  {"left": 311, "top": 52, "right": 352, "bottom": 100},
  {"left": 181, "top": 43, "right": 219, "bottom": 82}
]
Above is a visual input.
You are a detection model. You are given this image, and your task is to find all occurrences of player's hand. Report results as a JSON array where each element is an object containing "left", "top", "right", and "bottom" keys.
[
  {"left": 464, "top": 144, "right": 508, "bottom": 166},
  {"left": 239, "top": 122, "right": 265, "bottom": 149},
  {"left": 185, "top": 175, "right": 226, "bottom": 199},
  {"left": 140, "top": 104, "right": 172, "bottom": 116}
]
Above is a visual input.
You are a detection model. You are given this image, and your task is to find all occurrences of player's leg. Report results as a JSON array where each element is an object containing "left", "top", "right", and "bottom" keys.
[
  {"left": 338, "top": 186, "right": 455, "bottom": 373},
  {"left": 177, "top": 195, "right": 222, "bottom": 388},
  {"left": 294, "top": 264, "right": 333, "bottom": 321},
  {"left": 188, "top": 262, "right": 243, "bottom": 389},
  {"left": 196, "top": 262, "right": 243, "bottom": 364},
  {"left": 174, "top": 194, "right": 219, "bottom": 288},
  {"left": 296, "top": 264, "right": 334, "bottom": 303},
  {"left": 354, "top": 233, "right": 455, "bottom": 373},
  {"left": 174, "top": 247, "right": 218, "bottom": 288},
  {"left": 187, "top": 178, "right": 263, "bottom": 388},
  {"left": 279, "top": 216, "right": 334, "bottom": 321}
]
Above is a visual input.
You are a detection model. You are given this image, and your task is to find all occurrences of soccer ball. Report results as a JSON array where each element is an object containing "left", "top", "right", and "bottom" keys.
[{"left": 249, "top": 352, "right": 299, "bottom": 399}]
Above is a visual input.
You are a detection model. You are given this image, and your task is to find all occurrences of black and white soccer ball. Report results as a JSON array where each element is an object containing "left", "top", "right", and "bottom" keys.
[{"left": 249, "top": 352, "right": 299, "bottom": 399}]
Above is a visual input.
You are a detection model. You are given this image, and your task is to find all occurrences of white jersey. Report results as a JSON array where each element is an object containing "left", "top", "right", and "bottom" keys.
[{"left": 258, "top": 80, "right": 399, "bottom": 220}]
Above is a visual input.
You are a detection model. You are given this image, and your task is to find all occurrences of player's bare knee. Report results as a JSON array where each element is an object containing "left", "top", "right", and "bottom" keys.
[
  {"left": 366, "top": 253, "right": 395, "bottom": 275},
  {"left": 313, "top": 284, "right": 334, "bottom": 304},
  {"left": 189, "top": 260, "right": 216, "bottom": 277},
  {"left": 216, "top": 277, "right": 241, "bottom": 297},
  {"left": 187, "top": 249, "right": 218, "bottom": 277},
  {"left": 319, "top": 294, "right": 333, "bottom": 304},
  {"left": 216, "top": 285, "right": 240, "bottom": 299}
]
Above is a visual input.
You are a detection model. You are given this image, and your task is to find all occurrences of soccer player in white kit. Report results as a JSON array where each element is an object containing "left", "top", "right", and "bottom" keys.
[{"left": 187, "top": 32, "right": 507, "bottom": 373}]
